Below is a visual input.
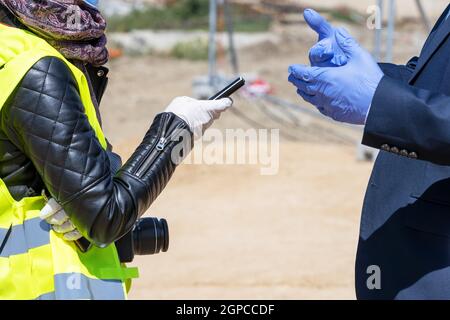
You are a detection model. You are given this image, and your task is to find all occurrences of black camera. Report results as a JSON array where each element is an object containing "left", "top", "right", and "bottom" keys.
[{"left": 115, "top": 217, "right": 169, "bottom": 263}]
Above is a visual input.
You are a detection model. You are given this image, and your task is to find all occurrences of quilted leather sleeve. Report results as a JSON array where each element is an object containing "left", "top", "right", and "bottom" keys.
[{"left": 1, "top": 57, "right": 192, "bottom": 246}]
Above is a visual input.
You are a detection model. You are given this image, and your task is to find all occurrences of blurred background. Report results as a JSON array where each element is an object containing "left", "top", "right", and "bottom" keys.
[{"left": 99, "top": 0, "right": 449, "bottom": 299}]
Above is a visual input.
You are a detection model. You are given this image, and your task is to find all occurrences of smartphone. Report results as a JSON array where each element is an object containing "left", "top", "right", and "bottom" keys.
[
  {"left": 209, "top": 76, "right": 245, "bottom": 100},
  {"left": 75, "top": 237, "right": 92, "bottom": 253},
  {"left": 75, "top": 77, "right": 245, "bottom": 253}
]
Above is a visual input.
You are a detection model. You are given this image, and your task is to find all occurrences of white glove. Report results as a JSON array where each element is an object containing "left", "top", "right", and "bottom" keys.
[
  {"left": 40, "top": 198, "right": 82, "bottom": 241},
  {"left": 164, "top": 96, "right": 233, "bottom": 139}
]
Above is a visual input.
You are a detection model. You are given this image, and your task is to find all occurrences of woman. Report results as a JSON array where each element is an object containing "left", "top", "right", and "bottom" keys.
[{"left": 0, "top": 0, "right": 232, "bottom": 299}]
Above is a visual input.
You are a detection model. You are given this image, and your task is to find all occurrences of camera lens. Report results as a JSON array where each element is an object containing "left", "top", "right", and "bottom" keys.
[{"left": 133, "top": 217, "right": 169, "bottom": 255}]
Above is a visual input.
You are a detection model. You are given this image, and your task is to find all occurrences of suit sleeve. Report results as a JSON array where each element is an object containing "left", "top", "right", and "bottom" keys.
[
  {"left": 378, "top": 56, "right": 418, "bottom": 82},
  {"left": 363, "top": 75, "right": 450, "bottom": 166},
  {"left": 1, "top": 57, "right": 192, "bottom": 247}
]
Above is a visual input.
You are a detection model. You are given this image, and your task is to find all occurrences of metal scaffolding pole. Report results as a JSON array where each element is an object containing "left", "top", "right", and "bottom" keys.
[
  {"left": 415, "top": 0, "right": 432, "bottom": 32},
  {"left": 374, "top": 0, "right": 430, "bottom": 62},
  {"left": 373, "top": 0, "right": 384, "bottom": 61},
  {"left": 224, "top": 0, "right": 239, "bottom": 75},
  {"left": 208, "top": 0, "right": 218, "bottom": 87},
  {"left": 385, "top": 0, "right": 396, "bottom": 62}
]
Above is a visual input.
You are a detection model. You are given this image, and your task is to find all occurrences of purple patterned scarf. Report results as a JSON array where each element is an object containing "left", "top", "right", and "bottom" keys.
[{"left": 0, "top": 0, "right": 108, "bottom": 66}]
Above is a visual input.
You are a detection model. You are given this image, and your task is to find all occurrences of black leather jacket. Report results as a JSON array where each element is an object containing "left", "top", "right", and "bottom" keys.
[{"left": 0, "top": 30, "right": 192, "bottom": 247}]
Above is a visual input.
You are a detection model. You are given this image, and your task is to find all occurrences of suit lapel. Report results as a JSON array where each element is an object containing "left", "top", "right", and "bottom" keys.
[{"left": 409, "top": 5, "right": 450, "bottom": 84}]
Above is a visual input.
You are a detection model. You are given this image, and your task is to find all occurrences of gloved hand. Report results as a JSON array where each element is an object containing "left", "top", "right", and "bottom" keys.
[
  {"left": 304, "top": 8, "right": 348, "bottom": 67},
  {"left": 288, "top": 28, "right": 384, "bottom": 125},
  {"left": 40, "top": 198, "right": 82, "bottom": 241},
  {"left": 164, "top": 96, "right": 233, "bottom": 140}
]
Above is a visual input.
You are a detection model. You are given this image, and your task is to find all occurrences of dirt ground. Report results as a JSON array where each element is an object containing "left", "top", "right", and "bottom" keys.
[
  {"left": 100, "top": 14, "right": 435, "bottom": 299},
  {"left": 124, "top": 142, "right": 372, "bottom": 299}
]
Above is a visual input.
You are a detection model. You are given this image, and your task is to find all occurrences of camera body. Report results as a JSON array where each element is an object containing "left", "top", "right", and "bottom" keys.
[{"left": 115, "top": 217, "right": 169, "bottom": 263}]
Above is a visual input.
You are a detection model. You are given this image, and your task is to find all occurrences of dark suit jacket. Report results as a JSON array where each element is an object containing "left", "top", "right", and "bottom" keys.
[{"left": 357, "top": 4, "right": 450, "bottom": 299}]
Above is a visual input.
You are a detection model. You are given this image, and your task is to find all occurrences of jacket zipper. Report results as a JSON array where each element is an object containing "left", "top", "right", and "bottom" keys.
[
  {"left": 135, "top": 122, "right": 186, "bottom": 178},
  {"left": 136, "top": 115, "right": 188, "bottom": 177},
  {"left": 134, "top": 113, "right": 170, "bottom": 177}
]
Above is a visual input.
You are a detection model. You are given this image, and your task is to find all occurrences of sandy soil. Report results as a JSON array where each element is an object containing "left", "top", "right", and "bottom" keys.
[
  {"left": 99, "top": 13, "right": 434, "bottom": 299},
  {"left": 123, "top": 142, "right": 372, "bottom": 299}
]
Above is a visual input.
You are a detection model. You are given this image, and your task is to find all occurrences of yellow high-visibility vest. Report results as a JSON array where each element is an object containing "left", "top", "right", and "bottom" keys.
[{"left": 0, "top": 23, "right": 138, "bottom": 300}]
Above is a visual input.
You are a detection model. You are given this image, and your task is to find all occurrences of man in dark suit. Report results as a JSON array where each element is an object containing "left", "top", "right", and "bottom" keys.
[{"left": 288, "top": 6, "right": 450, "bottom": 299}]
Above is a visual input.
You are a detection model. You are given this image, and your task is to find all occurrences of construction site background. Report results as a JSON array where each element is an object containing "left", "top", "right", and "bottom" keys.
[
  {"left": 98, "top": 1, "right": 449, "bottom": 299},
  {"left": 103, "top": 0, "right": 448, "bottom": 20}
]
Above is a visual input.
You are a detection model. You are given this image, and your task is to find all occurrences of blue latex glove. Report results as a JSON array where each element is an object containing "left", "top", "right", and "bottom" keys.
[
  {"left": 288, "top": 28, "right": 384, "bottom": 125},
  {"left": 304, "top": 9, "right": 348, "bottom": 67}
]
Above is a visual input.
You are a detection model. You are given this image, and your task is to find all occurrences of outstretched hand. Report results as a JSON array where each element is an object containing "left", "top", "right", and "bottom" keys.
[{"left": 289, "top": 25, "right": 383, "bottom": 125}]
